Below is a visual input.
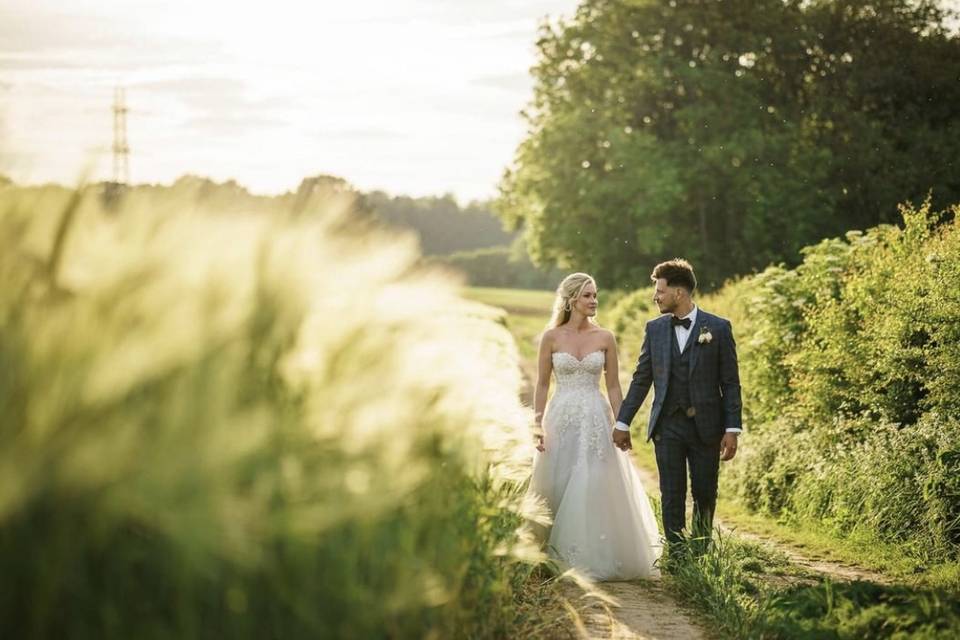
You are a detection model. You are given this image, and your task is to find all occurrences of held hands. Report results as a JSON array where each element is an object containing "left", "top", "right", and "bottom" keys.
[
  {"left": 720, "top": 432, "right": 739, "bottom": 461},
  {"left": 612, "top": 428, "right": 632, "bottom": 451}
]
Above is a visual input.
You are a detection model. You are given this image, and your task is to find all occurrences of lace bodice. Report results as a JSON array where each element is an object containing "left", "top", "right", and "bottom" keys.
[
  {"left": 552, "top": 350, "right": 604, "bottom": 392},
  {"left": 548, "top": 350, "right": 610, "bottom": 461}
]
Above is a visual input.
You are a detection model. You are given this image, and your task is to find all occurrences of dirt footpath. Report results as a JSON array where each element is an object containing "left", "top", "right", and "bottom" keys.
[
  {"left": 561, "top": 580, "right": 705, "bottom": 640},
  {"left": 553, "top": 461, "right": 706, "bottom": 640}
]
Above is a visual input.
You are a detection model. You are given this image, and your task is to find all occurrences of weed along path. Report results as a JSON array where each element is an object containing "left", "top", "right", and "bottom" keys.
[
  {"left": 629, "top": 456, "right": 894, "bottom": 586},
  {"left": 723, "top": 527, "right": 894, "bottom": 586}
]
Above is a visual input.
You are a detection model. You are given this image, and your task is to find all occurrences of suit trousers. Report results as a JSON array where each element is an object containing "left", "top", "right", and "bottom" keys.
[{"left": 653, "top": 411, "right": 721, "bottom": 544}]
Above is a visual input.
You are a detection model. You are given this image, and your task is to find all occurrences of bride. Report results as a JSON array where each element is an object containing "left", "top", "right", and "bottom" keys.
[{"left": 528, "top": 273, "right": 661, "bottom": 580}]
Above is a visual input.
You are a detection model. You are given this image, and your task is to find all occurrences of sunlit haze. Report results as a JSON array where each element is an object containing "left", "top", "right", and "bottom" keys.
[{"left": 0, "top": 0, "right": 579, "bottom": 201}]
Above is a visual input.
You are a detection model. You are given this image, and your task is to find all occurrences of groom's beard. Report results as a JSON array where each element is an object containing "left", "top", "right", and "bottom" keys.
[{"left": 657, "top": 294, "right": 681, "bottom": 315}]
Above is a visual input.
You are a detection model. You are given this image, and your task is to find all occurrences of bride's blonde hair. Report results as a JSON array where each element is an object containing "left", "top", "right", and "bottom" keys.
[{"left": 548, "top": 272, "right": 597, "bottom": 328}]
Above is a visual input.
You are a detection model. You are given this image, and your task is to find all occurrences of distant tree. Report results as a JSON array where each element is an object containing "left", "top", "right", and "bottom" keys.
[
  {"left": 288, "top": 175, "right": 364, "bottom": 216},
  {"left": 365, "top": 191, "right": 517, "bottom": 255},
  {"left": 162, "top": 174, "right": 278, "bottom": 215},
  {"left": 432, "top": 242, "right": 566, "bottom": 290},
  {"left": 497, "top": 0, "right": 960, "bottom": 288}
]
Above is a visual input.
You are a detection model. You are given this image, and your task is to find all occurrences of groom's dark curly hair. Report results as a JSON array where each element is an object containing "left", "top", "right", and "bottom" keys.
[{"left": 651, "top": 258, "right": 697, "bottom": 293}]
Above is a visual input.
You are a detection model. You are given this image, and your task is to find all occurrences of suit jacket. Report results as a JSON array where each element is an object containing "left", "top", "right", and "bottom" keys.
[{"left": 616, "top": 309, "right": 742, "bottom": 443}]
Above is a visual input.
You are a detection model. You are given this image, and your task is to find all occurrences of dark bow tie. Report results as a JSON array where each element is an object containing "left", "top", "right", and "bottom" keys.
[{"left": 671, "top": 316, "right": 692, "bottom": 330}]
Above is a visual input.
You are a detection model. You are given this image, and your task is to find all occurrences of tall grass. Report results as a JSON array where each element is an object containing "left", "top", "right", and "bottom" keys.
[{"left": 0, "top": 184, "right": 544, "bottom": 638}]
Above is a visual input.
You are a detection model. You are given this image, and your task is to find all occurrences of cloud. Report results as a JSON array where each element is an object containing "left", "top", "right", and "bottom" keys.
[
  {"left": 0, "top": 43, "right": 220, "bottom": 74},
  {"left": 134, "top": 76, "right": 249, "bottom": 108},
  {"left": 0, "top": 8, "right": 119, "bottom": 54},
  {"left": 0, "top": 6, "right": 219, "bottom": 72},
  {"left": 472, "top": 72, "right": 532, "bottom": 93},
  {"left": 183, "top": 113, "right": 286, "bottom": 137},
  {"left": 408, "top": 0, "right": 571, "bottom": 26},
  {"left": 312, "top": 127, "right": 402, "bottom": 141},
  {"left": 135, "top": 74, "right": 293, "bottom": 136}
]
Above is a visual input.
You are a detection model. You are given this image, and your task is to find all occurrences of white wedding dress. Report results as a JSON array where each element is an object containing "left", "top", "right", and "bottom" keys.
[{"left": 528, "top": 350, "right": 661, "bottom": 580}]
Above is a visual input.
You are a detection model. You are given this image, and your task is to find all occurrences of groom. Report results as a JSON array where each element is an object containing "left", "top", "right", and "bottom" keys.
[{"left": 612, "top": 259, "right": 742, "bottom": 546}]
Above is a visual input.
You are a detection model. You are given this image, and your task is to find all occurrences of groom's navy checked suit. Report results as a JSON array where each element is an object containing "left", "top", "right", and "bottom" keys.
[{"left": 616, "top": 309, "right": 742, "bottom": 543}]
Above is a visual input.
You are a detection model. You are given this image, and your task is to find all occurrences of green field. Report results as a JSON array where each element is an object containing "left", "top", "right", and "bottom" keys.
[
  {"left": 461, "top": 286, "right": 555, "bottom": 316},
  {"left": 462, "top": 287, "right": 553, "bottom": 368}
]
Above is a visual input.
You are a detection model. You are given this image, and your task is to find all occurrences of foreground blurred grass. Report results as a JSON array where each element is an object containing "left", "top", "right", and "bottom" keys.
[{"left": 0, "top": 183, "right": 548, "bottom": 638}]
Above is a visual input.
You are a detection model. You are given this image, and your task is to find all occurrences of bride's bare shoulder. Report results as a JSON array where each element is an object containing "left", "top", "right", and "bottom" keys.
[
  {"left": 597, "top": 327, "right": 618, "bottom": 344},
  {"left": 540, "top": 327, "right": 559, "bottom": 345}
]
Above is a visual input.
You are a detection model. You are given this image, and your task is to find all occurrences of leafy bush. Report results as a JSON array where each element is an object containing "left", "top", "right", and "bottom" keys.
[
  {"left": 724, "top": 201, "right": 960, "bottom": 562},
  {"left": 608, "top": 202, "right": 960, "bottom": 564},
  {"left": 734, "top": 414, "right": 960, "bottom": 559},
  {"left": 0, "top": 186, "right": 543, "bottom": 638}
]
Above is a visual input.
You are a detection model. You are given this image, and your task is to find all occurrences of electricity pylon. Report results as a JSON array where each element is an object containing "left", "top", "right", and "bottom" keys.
[{"left": 112, "top": 87, "right": 129, "bottom": 186}]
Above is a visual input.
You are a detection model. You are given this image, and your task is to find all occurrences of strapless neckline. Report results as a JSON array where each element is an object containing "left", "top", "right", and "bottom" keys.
[{"left": 552, "top": 350, "right": 603, "bottom": 363}]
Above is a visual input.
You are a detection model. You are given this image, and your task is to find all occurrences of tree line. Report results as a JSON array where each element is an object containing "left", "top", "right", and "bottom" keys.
[{"left": 1, "top": 174, "right": 561, "bottom": 289}]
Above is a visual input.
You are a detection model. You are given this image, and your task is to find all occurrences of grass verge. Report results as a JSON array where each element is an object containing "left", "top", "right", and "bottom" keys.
[{"left": 663, "top": 532, "right": 960, "bottom": 639}]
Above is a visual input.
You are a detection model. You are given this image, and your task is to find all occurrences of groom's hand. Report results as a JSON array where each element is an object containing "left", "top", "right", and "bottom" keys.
[
  {"left": 720, "top": 433, "right": 739, "bottom": 461},
  {"left": 612, "top": 428, "right": 632, "bottom": 451}
]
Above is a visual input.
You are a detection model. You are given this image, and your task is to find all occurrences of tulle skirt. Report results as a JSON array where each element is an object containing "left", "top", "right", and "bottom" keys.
[{"left": 528, "top": 388, "right": 662, "bottom": 580}]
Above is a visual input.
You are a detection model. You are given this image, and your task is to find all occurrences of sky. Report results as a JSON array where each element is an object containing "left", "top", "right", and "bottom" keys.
[
  {"left": 4, "top": 1, "right": 958, "bottom": 202},
  {"left": 0, "top": 0, "right": 579, "bottom": 202}
]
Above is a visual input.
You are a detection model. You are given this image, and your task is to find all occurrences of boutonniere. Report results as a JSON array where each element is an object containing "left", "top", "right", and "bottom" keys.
[{"left": 698, "top": 326, "right": 713, "bottom": 344}]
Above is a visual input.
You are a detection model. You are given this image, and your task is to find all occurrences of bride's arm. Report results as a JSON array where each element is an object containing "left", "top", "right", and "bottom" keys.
[
  {"left": 533, "top": 329, "right": 555, "bottom": 451},
  {"left": 604, "top": 331, "right": 623, "bottom": 417}
]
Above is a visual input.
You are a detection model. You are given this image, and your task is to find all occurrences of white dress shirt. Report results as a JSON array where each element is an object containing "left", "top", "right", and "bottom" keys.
[
  {"left": 673, "top": 305, "right": 698, "bottom": 353},
  {"left": 614, "top": 305, "right": 741, "bottom": 434}
]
